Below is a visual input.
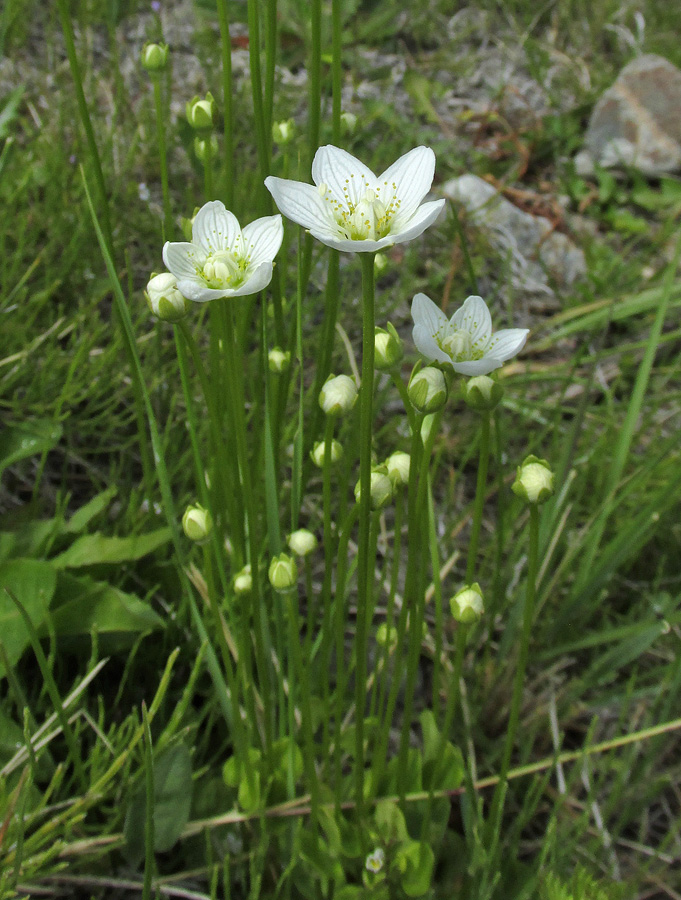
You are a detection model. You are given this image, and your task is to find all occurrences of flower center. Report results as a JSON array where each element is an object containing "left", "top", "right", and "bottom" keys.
[
  {"left": 440, "top": 329, "right": 472, "bottom": 361},
  {"left": 201, "top": 250, "right": 243, "bottom": 289},
  {"left": 319, "top": 180, "right": 402, "bottom": 242}
]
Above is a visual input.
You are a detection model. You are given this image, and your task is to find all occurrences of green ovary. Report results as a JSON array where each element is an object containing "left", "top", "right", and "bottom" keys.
[
  {"left": 201, "top": 251, "right": 245, "bottom": 289},
  {"left": 439, "top": 329, "right": 484, "bottom": 362}
]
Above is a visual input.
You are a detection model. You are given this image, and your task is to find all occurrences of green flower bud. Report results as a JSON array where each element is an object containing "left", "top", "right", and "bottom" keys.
[
  {"left": 234, "top": 564, "right": 252, "bottom": 595},
  {"left": 287, "top": 528, "right": 317, "bottom": 557},
  {"left": 512, "top": 455, "right": 555, "bottom": 505},
  {"left": 145, "top": 272, "right": 192, "bottom": 322},
  {"left": 374, "top": 253, "right": 388, "bottom": 275},
  {"left": 272, "top": 118, "right": 295, "bottom": 145},
  {"left": 194, "top": 134, "right": 218, "bottom": 162},
  {"left": 182, "top": 503, "right": 213, "bottom": 542},
  {"left": 450, "top": 583, "right": 484, "bottom": 624},
  {"left": 268, "top": 553, "right": 298, "bottom": 591},
  {"left": 319, "top": 374, "right": 358, "bottom": 416},
  {"left": 141, "top": 42, "right": 169, "bottom": 72},
  {"left": 374, "top": 323, "right": 403, "bottom": 371},
  {"left": 340, "top": 111, "right": 357, "bottom": 134},
  {"left": 186, "top": 93, "right": 216, "bottom": 132},
  {"left": 268, "top": 347, "right": 291, "bottom": 373},
  {"left": 180, "top": 207, "right": 200, "bottom": 242},
  {"left": 464, "top": 375, "right": 504, "bottom": 412},
  {"left": 376, "top": 623, "right": 397, "bottom": 650},
  {"left": 385, "top": 451, "right": 410, "bottom": 489},
  {"left": 408, "top": 366, "right": 448, "bottom": 413},
  {"left": 310, "top": 439, "right": 343, "bottom": 468},
  {"left": 354, "top": 466, "right": 393, "bottom": 511}
]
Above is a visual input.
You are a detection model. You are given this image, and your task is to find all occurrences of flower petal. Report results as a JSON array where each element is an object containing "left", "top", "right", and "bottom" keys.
[
  {"left": 484, "top": 328, "right": 529, "bottom": 361},
  {"left": 452, "top": 357, "right": 503, "bottom": 376},
  {"left": 163, "top": 241, "right": 204, "bottom": 280},
  {"left": 388, "top": 199, "right": 445, "bottom": 245},
  {"left": 378, "top": 146, "right": 436, "bottom": 221},
  {"left": 411, "top": 292, "right": 448, "bottom": 336},
  {"left": 307, "top": 230, "right": 393, "bottom": 253},
  {"left": 241, "top": 215, "right": 284, "bottom": 266},
  {"left": 175, "top": 278, "right": 232, "bottom": 303},
  {"left": 311, "top": 145, "right": 377, "bottom": 207},
  {"left": 265, "top": 176, "right": 339, "bottom": 236},
  {"left": 412, "top": 326, "right": 452, "bottom": 365},
  {"left": 192, "top": 201, "right": 242, "bottom": 254},
  {"left": 229, "top": 261, "right": 274, "bottom": 297},
  {"left": 451, "top": 295, "right": 492, "bottom": 346}
]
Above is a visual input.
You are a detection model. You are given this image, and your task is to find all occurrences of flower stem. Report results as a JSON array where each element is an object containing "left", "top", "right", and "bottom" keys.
[
  {"left": 215, "top": 0, "right": 234, "bottom": 207},
  {"left": 308, "top": 0, "right": 322, "bottom": 170},
  {"left": 466, "top": 411, "right": 490, "bottom": 584},
  {"left": 354, "top": 251, "right": 376, "bottom": 823},
  {"left": 151, "top": 75, "right": 172, "bottom": 239},
  {"left": 247, "top": 0, "right": 270, "bottom": 201},
  {"left": 331, "top": 0, "right": 342, "bottom": 142}
]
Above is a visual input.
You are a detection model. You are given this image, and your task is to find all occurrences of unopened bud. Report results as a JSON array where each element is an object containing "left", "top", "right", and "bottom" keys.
[
  {"left": 287, "top": 529, "right": 317, "bottom": 557},
  {"left": 141, "top": 42, "right": 169, "bottom": 72},
  {"left": 145, "top": 272, "right": 192, "bottom": 322},
  {"left": 268, "top": 553, "right": 298, "bottom": 591},
  {"left": 450, "top": 583, "right": 484, "bottom": 624},
  {"left": 186, "top": 93, "right": 216, "bottom": 132},
  {"left": 272, "top": 119, "right": 295, "bottom": 146},
  {"left": 340, "top": 111, "right": 357, "bottom": 134},
  {"left": 512, "top": 455, "right": 554, "bottom": 505},
  {"left": 311, "top": 439, "right": 343, "bottom": 468},
  {"left": 385, "top": 451, "right": 410, "bottom": 488},
  {"left": 182, "top": 504, "right": 213, "bottom": 542},
  {"left": 234, "top": 564, "right": 252, "bottom": 595},
  {"left": 354, "top": 466, "right": 393, "bottom": 511},
  {"left": 376, "top": 623, "right": 397, "bottom": 650},
  {"left": 374, "top": 323, "right": 403, "bottom": 371},
  {"left": 194, "top": 134, "right": 218, "bottom": 162},
  {"left": 268, "top": 347, "right": 291, "bottom": 373},
  {"left": 465, "top": 375, "right": 503, "bottom": 412},
  {"left": 374, "top": 253, "right": 388, "bottom": 275},
  {"left": 408, "top": 367, "right": 447, "bottom": 413},
  {"left": 319, "top": 374, "right": 358, "bottom": 416}
]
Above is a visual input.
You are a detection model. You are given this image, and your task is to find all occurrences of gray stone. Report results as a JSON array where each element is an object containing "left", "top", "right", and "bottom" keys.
[
  {"left": 442, "top": 175, "right": 586, "bottom": 294},
  {"left": 576, "top": 54, "right": 681, "bottom": 176}
]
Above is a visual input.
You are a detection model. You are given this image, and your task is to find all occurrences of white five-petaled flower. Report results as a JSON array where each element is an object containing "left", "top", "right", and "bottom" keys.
[
  {"left": 162, "top": 201, "right": 283, "bottom": 303},
  {"left": 264, "top": 145, "right": 445, "bottom": 252},
  {"left": 411, "top": 293, "right": 529, "bottom": 376}
]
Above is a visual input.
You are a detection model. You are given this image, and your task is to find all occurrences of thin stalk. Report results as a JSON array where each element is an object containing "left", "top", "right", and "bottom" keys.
[
  {"left": 141, "top": 704, "right": 155, "bottom": 900},
  {"left": 331, "top": 0, "right": 342, "bottom": 142},
  {"left": 466, "top": 413, "right": 490, "bottom": 583},
  {"left": 203, "top": 154, "right": 213, "bottom": 201},
  {"left": 486, "top": 505, "right": 540, "bottom": 848},
  {"left": 307, "top": 0, "right": 322, "bottom": 169},
  {"left": 247, "top": 0, "right": 270, "bottom": 197},
  {"left": 264, "top": 0, "right": 277, "bottom": 137},
  {"left": 151, "top": 75, "right": 172, "bottom": 239},
  {"left": 215, "top": 0, "right": 234, "bottom": 207},
  {"left": 373, "top": 490, "right": 404, "bottom": 726},
  {"left": 353, "top": 251, "right": 377, "bottom": 823},
  {"left": 319, "top": 415, "right": 337, "bottom": 757}
]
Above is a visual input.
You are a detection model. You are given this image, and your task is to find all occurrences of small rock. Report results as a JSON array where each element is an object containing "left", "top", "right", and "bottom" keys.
[
  {"left": 442, "top": 175, "right": 586, "bottom": 294},
  {"left": 576, "top": 54, "right": 681, "bottom": 176}
]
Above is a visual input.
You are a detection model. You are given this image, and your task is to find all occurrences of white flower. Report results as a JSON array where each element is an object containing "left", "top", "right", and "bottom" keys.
[
  {"left": 162, "top": 201, "right": 283, "bottom": 303},
  {"left": 264, "top": 145, "right": 445, "bottom": 252},
  {"left": 411, "top": 293, "right": 528, "bottom": 376}
]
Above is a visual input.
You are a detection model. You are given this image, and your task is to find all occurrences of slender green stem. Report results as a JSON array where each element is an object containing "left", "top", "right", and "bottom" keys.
[
  {"left": 247, "top": 0, "right": 270, "bottom": 199},
  {"left": 142, "top": 703, "right": 155, "bottom": 900},
  {"left": 391, "top": 369, "right": 417, "bottom": 433},
  {"left": 374, "top": 490, "right": 403, "bottom": 726},
  {"left": 308, "top": 0, "right": 322, "bottom": 169},
  {"left": 354, "top": 252, "right": 376, "bottom": 823},
  {"left": 264, "top": 0, "right": 277, "bottom": 137},
  {"left": 331, "top": 0, "right": 342, "bottom": 143},
  {"left": 151, "top": 75, "right": 172, "bottom": 239},
  {"left": 215, "top": 0, "right": 234, "bottom": 207},
  {"left": 466, "top": 412, "right": 490, "bottom": 584},
  {"left": 486, "top": 505, "right": 540, "bottom": 846},
  {"left": 319, "top": 415, "right": 336, "bottom": 757},
  {"left": 203, "top": 154, "right": 213, "bottom": 201}
]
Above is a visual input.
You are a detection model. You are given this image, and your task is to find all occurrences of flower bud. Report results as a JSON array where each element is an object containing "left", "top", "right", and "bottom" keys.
[
  {"left": 234, "top": 564, "right": 252, "bottom": 595},
  {"left": 272, "top": 118, "right": 295, "bottom": 146},
  {"left": 365, "top": 848, "right": 385, "bottom": 874},
  {"left": 311, "top": 439, "right": 343, "bottom": 468},
  {"left": 319, "top": 374, "right": 358, "bottom": 417},
  {"left": 354, "top": 466, "right": 393, "bottom": 511},
  {"left": 374, "top": 323, "right": 403, "bottom": 371},
  {"left": 374, "top": 253, "right": 388, "bottom": 275},
  {"left": 512, "top": 455, "right": 555, "bottom": 505},
  {"left": 182, "top": 503, "right": 213, "bottom": 542},
  {"left": 186, "top": 93, "right": 216, "bottom": 132},
  {"left": 385, "top": 451, "right": 410, "bottom": 489},
  {"left": 268, "top": 553, "right": 298, "bottom": 591},
  {"left": 340, "top": 111, "right": 357, "bottom": 134},
  {"left": 287, "top": 529, "right": 317, "bottom": 557},
  {"left": 376, "top": 623, "right": 397, "bottom": 650},
  {"left": 141, "top": 42, "right": 169, "bottom": 72},
  {"left": 268, "top": 347, "right": 291, "bottom": 373},
  {"left": 194, "top": 134, "right": 218, "bottom": 162},
  {"left": 450, "top": 583, "right": 484, "bottom": 624},
  {"left": 145, "top": 272, "right": 192, "bottom": 322},
  {"left": 408, "top": 367, "right": 448, "bottom": 413},
  {"left": 464, "top": 375, "right": 503, "bottom": 412}
]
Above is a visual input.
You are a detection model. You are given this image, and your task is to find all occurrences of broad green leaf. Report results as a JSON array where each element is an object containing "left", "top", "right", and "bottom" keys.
[
  {"left": 375, "top": 800, "right": 409, "bottom": 844},
  {"left": 64, "top": 486, "right": 117, "bottom": 534},
  {"left": 0, "top": 559, "right": 57, "bottom": 675},
  {"left": 45, "top": 573, "right": 163, "bottom": 637},
  {"left": 0, "top": 421, "right": 62, "bottom": 475},
  {"left": 395, "top": 840, "right": 434, "bottom": 897},
  {"left": 51, "top": 527, "right": 171, "bottom": 568}
]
